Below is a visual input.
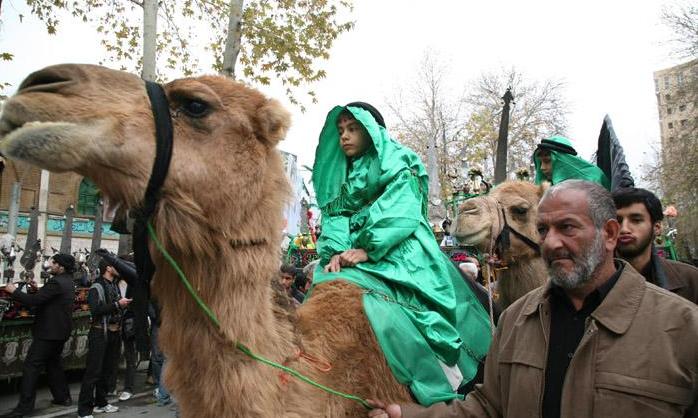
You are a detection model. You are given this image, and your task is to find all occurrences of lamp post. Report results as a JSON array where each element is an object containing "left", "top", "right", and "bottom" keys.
[{"left": 494, "top": 87, "right": 514, "bottom": 185}]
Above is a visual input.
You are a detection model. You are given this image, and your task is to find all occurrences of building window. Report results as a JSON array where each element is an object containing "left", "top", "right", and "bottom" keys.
[
  {"left": 680, "top": 119, "right": 687, "bottom": 127},
  {"left": 667, "top": 107, "right": 673, "bottom": 115},
  {"left": 665, "top": 94, "right": 671, "bottom": 101},
  {"left": 677, "top": 72, "right": 684, "bottom": 86},
  {"left": 654, "top": 79, "right": 660, "bottom": 91},
  {"left": 664, "top": 76, "right": 671, "bottom": 88},
  {"left": 668, "top": 122, "right": 674, "bottom": 129},
  {"left": 77, "top": 178, "right": 101, "bottom": 216},
  {"left": 679, "top": 104, "right": 686, "bottom": 112}
]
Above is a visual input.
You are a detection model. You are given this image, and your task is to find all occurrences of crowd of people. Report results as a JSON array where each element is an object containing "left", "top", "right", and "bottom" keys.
[{"left": 1, "top": 251, "right": 175, "bottom": 418}]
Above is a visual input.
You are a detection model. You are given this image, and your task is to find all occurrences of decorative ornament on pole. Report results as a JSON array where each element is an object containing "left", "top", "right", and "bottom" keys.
[{"left": 494, "top": 87, "right": 515, "bottom": 185}]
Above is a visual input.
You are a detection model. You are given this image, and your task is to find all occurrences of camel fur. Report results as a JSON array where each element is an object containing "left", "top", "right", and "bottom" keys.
[
  {"left": 453, "top": 180, "right": 548, "bottom": 308},
  {"left": 0, "top": 64, "right": 411, "bottom": 417}
]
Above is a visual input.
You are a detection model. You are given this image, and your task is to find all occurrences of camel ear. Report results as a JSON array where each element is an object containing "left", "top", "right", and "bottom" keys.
[{"left": 256, "top": 99, "right": 291, "bottom": 145}]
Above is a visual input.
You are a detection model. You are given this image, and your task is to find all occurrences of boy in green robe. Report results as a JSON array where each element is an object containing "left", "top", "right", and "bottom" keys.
[
  {"left": 533, "top": 135, "right": 610, "bottom": 189},
  {"left": 311, "top": 103, "right": 492, "bottom": 406}
]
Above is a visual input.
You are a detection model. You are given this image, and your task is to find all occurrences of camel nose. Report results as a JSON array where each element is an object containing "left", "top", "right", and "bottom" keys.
[{"left": 18, "top": 65, "right": 81, "bottom": 93}]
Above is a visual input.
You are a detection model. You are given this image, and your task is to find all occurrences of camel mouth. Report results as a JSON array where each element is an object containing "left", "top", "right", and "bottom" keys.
[{"left": 452, "top": 227, "right": 490, "bottom": 247}]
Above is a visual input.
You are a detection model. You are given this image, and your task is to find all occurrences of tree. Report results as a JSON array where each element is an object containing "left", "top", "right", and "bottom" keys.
[
  {"left": 15, "top": 0, "right": 354, "bottom": 108},
  {"left": 659, "top": 2, "right": 698, "bottom": 259},
  {"left": 464, "top": 68, "right": 568, "bottom": 180},
  {"left": 387, "top": 53, "right": 468, "bottom": 222},
  {"left": 661, "top": 1, "right": 698, "bottom": 59},
  {"left": 388, "top": 59, "right": 569, "bottom": 223}
]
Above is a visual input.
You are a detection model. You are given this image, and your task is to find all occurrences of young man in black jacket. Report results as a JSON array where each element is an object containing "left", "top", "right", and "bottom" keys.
[
  {"left": 2, "top": 253, "right": 76, "bottom": 418},
  {"left": 76, "top": 257, "right": 131, "bottom": 418},
  {"left": 613, "top": 187, "right": 698, "bottom": 304}
]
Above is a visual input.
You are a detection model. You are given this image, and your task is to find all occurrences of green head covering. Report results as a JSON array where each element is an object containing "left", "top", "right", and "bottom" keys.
[
  {"left": 312, "top": 105, "right": 428, "bottom": 217},
  {"left": 533, "top": 135, "right": 610, "bottom": 189}
]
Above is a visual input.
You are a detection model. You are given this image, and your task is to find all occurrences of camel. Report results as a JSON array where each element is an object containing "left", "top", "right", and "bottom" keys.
[
  {"left": 452, "top": 180, "right": 548, "bottom": 308},
  {"left": 0, "top": 64, "right": 412, "bottom": 417}
]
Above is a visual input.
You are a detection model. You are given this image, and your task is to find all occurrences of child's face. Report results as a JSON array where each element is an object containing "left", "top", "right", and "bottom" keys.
[
  {"left": 537, "top": 150, "right": 553, "bottom": 180},
  {"left": 337, "top": 114, "right": 371, "bottom": 157}
]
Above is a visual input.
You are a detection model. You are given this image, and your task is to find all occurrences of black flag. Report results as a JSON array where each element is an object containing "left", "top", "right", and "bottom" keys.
[{"left": 597, "top": 115, "right": 635, "bottom": 192}]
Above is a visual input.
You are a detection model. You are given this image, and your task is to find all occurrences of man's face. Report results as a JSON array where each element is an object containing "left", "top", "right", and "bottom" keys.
[
  {"left": 537, "top": 190, "right": 607, "bottom": 289},
  {"left": 48, "top": 259, "right": 64, "bottom": 275},
  {"left": 337, "top": 114, "right": 371, "bottom": 158},
  {"left": 616, "top": 202, "right": 658, "bottom": 259},
  {"left": 537, "top": 150, "right": 553, "bottom": 181},
  {"left": 279, "top": 272, "right": 294, "bottom": 290}
]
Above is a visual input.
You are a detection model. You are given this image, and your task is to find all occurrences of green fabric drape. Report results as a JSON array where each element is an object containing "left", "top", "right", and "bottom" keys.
[
  {"left": 533, "top": 135, "right": 610, "bottom": 189},
  {"left": 310, "top": 105, "right": 492, "bottom": 406}
]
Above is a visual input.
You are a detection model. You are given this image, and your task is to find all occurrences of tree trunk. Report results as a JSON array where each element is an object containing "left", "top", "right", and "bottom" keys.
[
  {"left": 142, "top": 0, "right": 158, "bottom": 82},
  {"left": 220, "top": 0, "right": 245, "bottom": 79},
  {"left": 426, "top": 132, "right": 445, "bottom": 224}
]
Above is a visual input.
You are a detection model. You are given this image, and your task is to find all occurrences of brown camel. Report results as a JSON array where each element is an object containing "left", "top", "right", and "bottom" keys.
[
  {"left": 453, "top": 180, "right": 548, "bottom": 308},
  {"left": 0, "top": 64, "right": 411, "bottom": 417}
]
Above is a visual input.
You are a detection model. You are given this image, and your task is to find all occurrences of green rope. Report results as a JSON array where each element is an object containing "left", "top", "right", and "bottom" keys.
[{"left": 146, "top": 222, "right": 371, "bottom": 410}]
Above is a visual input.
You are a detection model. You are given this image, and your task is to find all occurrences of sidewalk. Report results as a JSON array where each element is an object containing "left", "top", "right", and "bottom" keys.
[{"left": 0, "top": 365, "right": 155, "bottom": 418}]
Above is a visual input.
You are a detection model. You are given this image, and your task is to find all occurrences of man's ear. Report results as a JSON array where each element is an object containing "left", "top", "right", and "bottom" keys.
[
  {"left": 653, "top": 221, "right": 662, "bottom": 238},
  {"left": 604, "top": 218, "right": 621, "bottom": 251}
]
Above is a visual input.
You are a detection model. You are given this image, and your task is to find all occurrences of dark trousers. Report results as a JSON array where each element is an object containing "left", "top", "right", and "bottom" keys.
[
  {"left": 105, "top": 334, "right": 137, "bottom": 394},
  {"left": 14, "top": 338, "right": 70, "bottom": 414},
  {"left": 121, "top": 334, "right": 137, "bottom": 392},
  {"left": 77, "top": 328, "right": 120, "bottom": 416}
]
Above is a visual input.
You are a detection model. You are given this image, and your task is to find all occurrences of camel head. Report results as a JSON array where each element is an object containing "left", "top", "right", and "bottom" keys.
[
  {"left": 453, "top": 180, "right": 546, "bottom": 264},
  {"left": 0, "top": 64, "right": 291, "bottom": 236}
]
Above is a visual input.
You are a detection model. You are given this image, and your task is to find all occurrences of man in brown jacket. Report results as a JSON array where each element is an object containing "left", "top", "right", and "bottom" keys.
[
  {"left": 368, "top": 180, "right": 698, "bottom": 418},
  {"left": 613, "top": 187, "right": 698, "bottom": 304}
]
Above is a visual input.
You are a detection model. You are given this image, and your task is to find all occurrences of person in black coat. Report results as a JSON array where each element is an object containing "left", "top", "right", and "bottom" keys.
[{"left": 2, "top": 253, "right": 76, "bottom": 418}]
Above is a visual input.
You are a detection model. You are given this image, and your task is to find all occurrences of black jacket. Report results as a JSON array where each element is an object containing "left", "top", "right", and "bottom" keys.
[
  {"left": 88, "top": 276, "right": 122, "bottom": 326},
  {"left": 11, "top": 273, "right": 75, "bottom": 340}
]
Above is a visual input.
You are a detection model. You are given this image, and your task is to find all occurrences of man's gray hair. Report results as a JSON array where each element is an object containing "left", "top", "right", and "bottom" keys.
[
  {"left": 303, "top": 259, "right": 321, "bottom": 275},
  {"left": 541, "top": 180, "right": 616, "bottom": 229}
]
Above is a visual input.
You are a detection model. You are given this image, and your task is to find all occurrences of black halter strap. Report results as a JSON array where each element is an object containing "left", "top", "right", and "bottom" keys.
[
  {"left": 494, "top": 207, "right": 541, "bottom": 258},
  {"left": 131, "top": 80, "right": 174, "bottom": 351}
]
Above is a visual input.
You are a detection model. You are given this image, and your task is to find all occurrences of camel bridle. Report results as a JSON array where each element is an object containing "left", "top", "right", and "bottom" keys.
[
  {"left": 132, "top": 80, "right": 174, "bottom": 290},
  {"left": 492, "top": 206, "right": 541, "bottom": 259}
]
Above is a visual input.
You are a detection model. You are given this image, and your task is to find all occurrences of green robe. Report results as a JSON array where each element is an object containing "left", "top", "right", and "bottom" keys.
[
  {"left": 311, "top": 105, "right": 492, "bottom": 405},
  {"left": 533, "top": 135, "right": 610, "bottom": 189}
]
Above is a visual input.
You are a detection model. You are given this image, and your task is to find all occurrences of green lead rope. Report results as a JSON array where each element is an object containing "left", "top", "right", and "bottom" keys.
[{"left": 146, "top": 222, "right": 371, "bottom": 410}]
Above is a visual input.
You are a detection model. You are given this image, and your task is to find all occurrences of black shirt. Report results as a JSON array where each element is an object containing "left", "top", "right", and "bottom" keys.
[{"left": 542, "top": 262, "right": 623, "bottom": 418}]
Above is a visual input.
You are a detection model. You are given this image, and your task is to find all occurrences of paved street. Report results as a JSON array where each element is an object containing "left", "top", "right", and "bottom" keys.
[{"left": 0, "top": 366, "right": 177, "bottom": 418}]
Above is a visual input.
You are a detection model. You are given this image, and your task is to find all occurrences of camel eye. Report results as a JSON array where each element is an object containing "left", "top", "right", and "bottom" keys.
[
  {"left": 181, "top": 99, "right": 210, "bottom": 118},
  {"left": 511, "top": 206, "right": 528, "bottom": 216}
]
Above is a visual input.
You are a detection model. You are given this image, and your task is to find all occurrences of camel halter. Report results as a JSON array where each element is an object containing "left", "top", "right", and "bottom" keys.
[
  {"left": 493, "top": 206, "right": 541, "bottom": 259},
  {"left": 481, "top": 198, "right": 540, "bottom": 333},
  {"left": 137, "top": 81, "right": 371, "bottom": 410}
]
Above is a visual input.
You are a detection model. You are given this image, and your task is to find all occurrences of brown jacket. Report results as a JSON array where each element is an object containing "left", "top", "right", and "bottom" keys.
[
  {"left": 660, "top": 257, "right": 698, "bottom": 305},
  {"left": 402, "top": 261, "right": 698, "bottom": 418}
]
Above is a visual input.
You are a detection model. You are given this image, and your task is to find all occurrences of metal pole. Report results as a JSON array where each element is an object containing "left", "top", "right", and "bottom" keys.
[
  {"left": 7, "top": 182, "right": 21, "bottom": 237},
  {"left": 494, "top": 88, "right": 514, "bottom": 185}
]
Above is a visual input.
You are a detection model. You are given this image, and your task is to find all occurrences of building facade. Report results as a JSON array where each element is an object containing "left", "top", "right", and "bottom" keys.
[
  {"left": 0, "top": 164, "right": 120, "bottom": 282},
  {"left": 653, "top": 58, "right": 698, "bottom": 259}
]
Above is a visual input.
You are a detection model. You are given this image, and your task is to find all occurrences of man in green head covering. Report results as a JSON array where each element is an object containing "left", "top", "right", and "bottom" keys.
[
  {"left": 311, "top": 102, "right": 492, "bottom": 406},
  {"left": 533, "top": 135, "right": 610, "bottom": 189}
]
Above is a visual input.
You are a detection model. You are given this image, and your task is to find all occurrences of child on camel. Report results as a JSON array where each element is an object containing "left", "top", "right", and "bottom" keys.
[
  {"left": 310, "top": 102, "right": 492, "bottom": 406},
  {"left": 533, "top": 135, "right": 609, "bottom": 189}
]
